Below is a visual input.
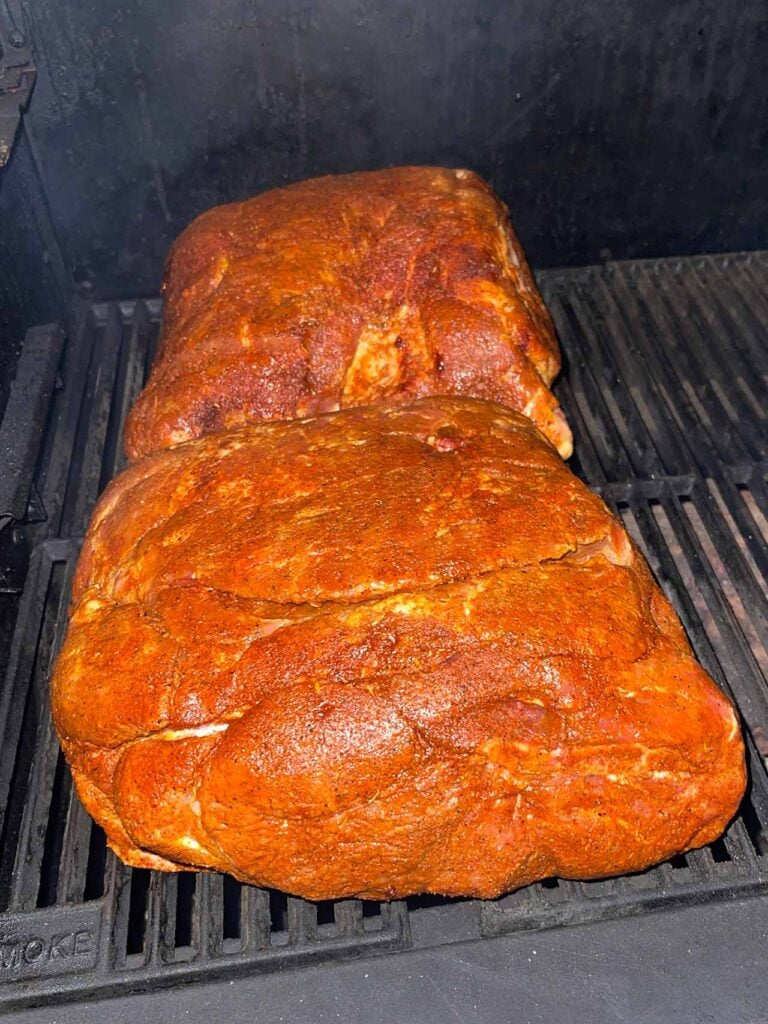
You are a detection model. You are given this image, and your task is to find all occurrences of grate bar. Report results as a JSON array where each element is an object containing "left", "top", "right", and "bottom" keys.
[
  {"left": 691, "top": 260, "right": 768, "bottom": 400},
  {"left": 578, "top": 275, "right": 684, "bottom": 477},
  {"left": 721, "top": 816, "right": 761, "bottom": 875},
  {"left": 0, "top": 324, "right": 64, "bottom": 527},
  {"left": 6, "top": 545, "right": 76, "bottom": 912},
  {"left": 287, "top": 898, "right": 318, "bottom": 945},
  {"left": 157, "top": 874, "right": 178, "bottom": 964},
  {"left": 540, "top": 291, "right": 612, "bottom": 485},
  {"left": 709, "top": 475, "right": 768, "bottom": 594},
  {"left": 641, "top": 266, "right": 759, "bottom": 469},
  {"left": 63, "top": 304, "right": 126, "bottom": 538},
  {"left": 551, "top": 289, "right": 638, "bottom": 479},
  {"left": 240, "top": 884, "right": 271, "bottom": 952},
  {"left": 106, "top": 862, "right": 134, "bottom": 971},
  {"left": 551, "top": 374, "right": 607, "bottom": 486},
  {"left": 333, "top": 899, "right": 364, "bottom": 938},
  {"left": 7, "top": 702, "right": 60, "bottom": 912},
  {"left": 31, "top": 310, "right": 97, "bottom": 541},
  {"left": 626, "top": 495, "right": 768, "bottom": 737},
  {"left": 658, "top": 266, "right": 767, "bottom": 464},
  {"left": 193, "top": 872, "right": 224, "bottom": 960},
  {"left": 595, "top": 267, "right": 697, "bottom": 474},
  {"left": 99, "top": 301, "right": 152, "bottom": 485},
  {"left": 735, "top": 259, "right": 768, "bottom": 358},
  {"left": 619, "top": 265, "right": 747, "bottom": 474},
  {"left": 0, "top": 545, "right": 52, "bottom": 844},
  {"left": 55, "top": 782, "right": 91, "bottom": 904}
]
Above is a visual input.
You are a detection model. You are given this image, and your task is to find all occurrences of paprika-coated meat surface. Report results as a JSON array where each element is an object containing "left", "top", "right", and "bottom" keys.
[
  {"left": 53, "top": 397, "right": 744, "bottom": 899},
  {"left": 124, "top": 167, "right": 572, "bottom": 461}
]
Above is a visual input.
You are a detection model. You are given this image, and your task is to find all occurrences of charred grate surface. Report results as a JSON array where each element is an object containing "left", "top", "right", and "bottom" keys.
[
  {"left": 0, "top": 251, "right": 766, "bottom": 1007},
  {"left": 541, "top": 251, "right": 768, "bottom": 483}
]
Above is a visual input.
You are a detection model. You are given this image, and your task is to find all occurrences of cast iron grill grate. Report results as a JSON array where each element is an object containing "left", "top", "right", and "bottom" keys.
[
  {"left": 543, "top": 252, "right": 768, "bottom": 482},
  {"left": 0, "top": 251, "right": 766, "bottom": 1008}
]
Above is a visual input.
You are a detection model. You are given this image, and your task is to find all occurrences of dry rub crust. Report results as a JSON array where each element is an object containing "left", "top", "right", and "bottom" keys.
[
  {"left": 124, "top": 166, "right": 572, "bottom": 461},
  {"left": 54, "top": 397, "right": 744, "bottom": 899}
]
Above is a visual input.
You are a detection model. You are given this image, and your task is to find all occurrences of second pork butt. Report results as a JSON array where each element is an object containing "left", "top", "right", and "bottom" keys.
[
  {"left": 124, "top": 166, "right": 572, "bottom": 460},
  {"left": 54, "top": 397, "right": 744, "bottom": 899}
]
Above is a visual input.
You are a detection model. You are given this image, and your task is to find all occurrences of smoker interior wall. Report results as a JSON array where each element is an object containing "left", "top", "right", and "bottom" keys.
[{"left": 1, "top": 0, "right": 767, "bottom": 316}]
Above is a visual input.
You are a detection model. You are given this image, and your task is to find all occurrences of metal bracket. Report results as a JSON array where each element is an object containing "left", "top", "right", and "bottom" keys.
[{"left": 0, "top": 2, "right": 35, "bottom": 167}]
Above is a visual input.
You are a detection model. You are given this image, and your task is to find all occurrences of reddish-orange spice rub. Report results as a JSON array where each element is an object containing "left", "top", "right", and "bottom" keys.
[
  {"left": 124, "top": 167, "right": 572, "bottom": 461},
  {"left": 55, "top": 397, "right": 744, "bottom": 899}
]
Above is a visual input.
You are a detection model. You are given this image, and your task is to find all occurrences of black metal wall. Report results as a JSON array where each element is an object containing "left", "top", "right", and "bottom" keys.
[{"left": 1, "top": 0, "right": 766, "bottom": 317}]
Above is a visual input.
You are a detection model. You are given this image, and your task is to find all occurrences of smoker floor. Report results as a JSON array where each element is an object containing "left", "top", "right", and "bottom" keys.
[{"left": 0, "top": 251, "right": 766, "bottom": 1009}]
